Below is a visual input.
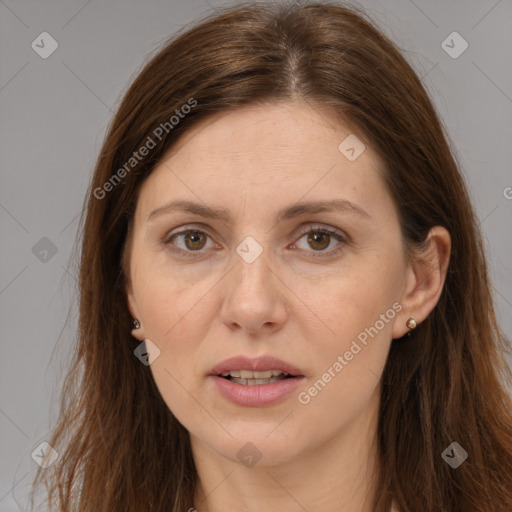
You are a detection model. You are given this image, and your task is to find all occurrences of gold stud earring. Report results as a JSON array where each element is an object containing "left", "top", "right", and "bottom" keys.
[
  {"left": 131, "top": 318, "right": 141, "bottom": 330},
  {"left": 406, "top": 318, "right": 417, "bottom": 330}
]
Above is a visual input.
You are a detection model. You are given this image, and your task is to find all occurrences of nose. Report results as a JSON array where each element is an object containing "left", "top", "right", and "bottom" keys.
[{"left": 219, "top": 246, "right": 289, "bottom": 336}]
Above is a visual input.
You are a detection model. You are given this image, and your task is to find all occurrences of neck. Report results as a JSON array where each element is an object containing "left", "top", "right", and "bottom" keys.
[{"left": 191, "top": 389, "right": 381, "bottom": 512}]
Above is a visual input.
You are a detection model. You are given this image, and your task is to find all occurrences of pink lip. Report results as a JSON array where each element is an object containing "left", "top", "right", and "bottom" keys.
[
  {"left": 211, "top": 375, "right": 304, "bottom": 407},
  {"left": 209, "top": 355, "right": 305, "bottom": 407}
]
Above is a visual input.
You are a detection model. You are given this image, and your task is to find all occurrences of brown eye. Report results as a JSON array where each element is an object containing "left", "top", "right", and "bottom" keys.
[
  {"left": 307, "top": 231, "right": 331, "bottom": 251},
  {"left": 182, "top": 231, "right": 207, "bottom": 251},
  {"left": 292, "top": 226, "right": 348, "bottom": 258},
  {"left": 164, "top": 225, "right": 347, "bottom": 260},
  {"left": 164, "top": 229, "right": 214, "bottom": 256}
]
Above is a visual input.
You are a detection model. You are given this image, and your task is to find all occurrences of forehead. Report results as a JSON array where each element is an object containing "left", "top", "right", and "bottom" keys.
[
  {"left": 134, "top": 101, "right": 394, "bottom": 224},
  {"left": 162, "top": 101, "right": 366, "bottom": 164}
]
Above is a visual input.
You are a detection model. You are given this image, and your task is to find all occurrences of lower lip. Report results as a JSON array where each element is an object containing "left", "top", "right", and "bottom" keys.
[{"left": 210, "top": 375, "right": 304, "bottom": 407}]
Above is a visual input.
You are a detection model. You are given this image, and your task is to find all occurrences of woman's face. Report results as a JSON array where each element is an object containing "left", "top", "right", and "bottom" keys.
[{"left": 126, "top": 101, "right": 415, "bottom": 466}]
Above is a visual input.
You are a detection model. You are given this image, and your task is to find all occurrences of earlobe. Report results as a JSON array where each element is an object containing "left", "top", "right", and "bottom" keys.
[
  {"left": 129, "top": 314, "right": 144, "bottom": 341},
  {"left": 126, "top": 285, "right": 145, "bottom": 341},
  {"left": 392, "top": 226, "right": 451, "bottom": 339}
]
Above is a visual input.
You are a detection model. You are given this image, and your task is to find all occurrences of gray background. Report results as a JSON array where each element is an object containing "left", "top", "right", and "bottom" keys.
[{"left": 1, "top": 0, "right": 511, "bottom": 510}]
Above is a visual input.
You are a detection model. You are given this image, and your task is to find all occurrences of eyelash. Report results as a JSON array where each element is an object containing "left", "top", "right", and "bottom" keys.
[{"left": 162, "top": 224, "right": 349, "bottom": 259}]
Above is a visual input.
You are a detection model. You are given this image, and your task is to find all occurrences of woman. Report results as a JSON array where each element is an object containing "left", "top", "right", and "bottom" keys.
[{"left": 30, "top": 1, "right": 512, "bottom": 511}]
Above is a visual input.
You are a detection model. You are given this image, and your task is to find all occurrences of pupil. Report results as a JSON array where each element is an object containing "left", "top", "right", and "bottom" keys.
[
  {"left": 308, "top": 232, "right": 329, "bottom": 250},
  {"left": 186, "top": 232, "right": 205, "bottom": 250}
]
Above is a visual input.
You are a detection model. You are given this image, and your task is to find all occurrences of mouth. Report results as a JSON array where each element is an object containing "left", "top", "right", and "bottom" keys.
[
  {"left": 209, "top": 355, "right": 305, "bottom": 407},
  {"left": 219, "top": 369, "right": 295, "bottom": 386},
  {"left": 210, "top": 355, "right": 304, "bottom": 381}
]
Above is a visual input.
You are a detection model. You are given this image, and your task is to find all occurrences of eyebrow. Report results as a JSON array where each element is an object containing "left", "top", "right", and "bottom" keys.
[{"left": 147, "top": 198, "right": 371, "bottom": 223}]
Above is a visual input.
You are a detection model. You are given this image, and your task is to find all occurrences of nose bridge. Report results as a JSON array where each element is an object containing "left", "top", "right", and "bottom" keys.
[
  {"left": 233, "top": 233, "right": 272, "bottom": 291},
  {"left": 220, "top": 233, "right": 288, "bottom": 333}
]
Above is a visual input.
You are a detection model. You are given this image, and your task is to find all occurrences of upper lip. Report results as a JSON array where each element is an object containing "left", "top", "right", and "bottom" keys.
[{"left": 210, "top": 355, "right": 304, "bottom": 377}]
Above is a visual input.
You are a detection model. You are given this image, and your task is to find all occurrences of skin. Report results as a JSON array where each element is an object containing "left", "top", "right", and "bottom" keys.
[{"left": 125, "top": 100, "right": 451, "bottom": 512}]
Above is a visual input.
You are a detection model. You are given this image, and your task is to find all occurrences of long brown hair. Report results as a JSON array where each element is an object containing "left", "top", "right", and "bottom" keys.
[{"left": 29, "top": 2, "right": 512, "bottom": 510}]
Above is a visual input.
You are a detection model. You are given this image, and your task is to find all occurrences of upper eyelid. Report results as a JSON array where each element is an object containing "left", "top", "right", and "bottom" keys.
[{"left": 164, "top": 222, "right": 346, "bottom": 239}]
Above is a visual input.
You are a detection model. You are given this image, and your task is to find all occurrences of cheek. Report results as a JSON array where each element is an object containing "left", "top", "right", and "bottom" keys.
[
  {"left": 143, "top": 295, "right": 210, "bottom": 425},
  {"left": 293, "top": 266, "right": 400, "bottom": 413},
  {"left": 136, "top": 260, "right": 212, "bottom": 342},
  {"left": 296, "top": 259, "right": 401, "bottom": 346},
  {"left": 137, "top": 271, "right": 217, "bottom": 382},
  {"left": 296, "top": 305, "right": 393, "bottom": 428}
]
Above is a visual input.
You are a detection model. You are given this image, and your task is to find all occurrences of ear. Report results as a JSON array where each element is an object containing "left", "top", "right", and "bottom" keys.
[
  {"left": 123, "top": 222, "right": 145, "bottom": 341},
  {"left": 392, "top": 226, "right": 451, "bottom": 339}
]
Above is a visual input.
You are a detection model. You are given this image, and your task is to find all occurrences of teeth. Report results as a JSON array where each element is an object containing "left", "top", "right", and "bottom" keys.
[
  {"left": 220, "top": 369, "right": 290, "bottom": 379},
  {"left": 230, "top": 376, "right": 288, "bottom": 385},
  {"left": 222, "top": 370, "right": 240, "bottom": 377}
]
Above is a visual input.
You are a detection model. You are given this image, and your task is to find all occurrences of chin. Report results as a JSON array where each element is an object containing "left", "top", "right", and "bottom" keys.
[{"left": 198, "top": 425, "right": 308, "bottom": 468}]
